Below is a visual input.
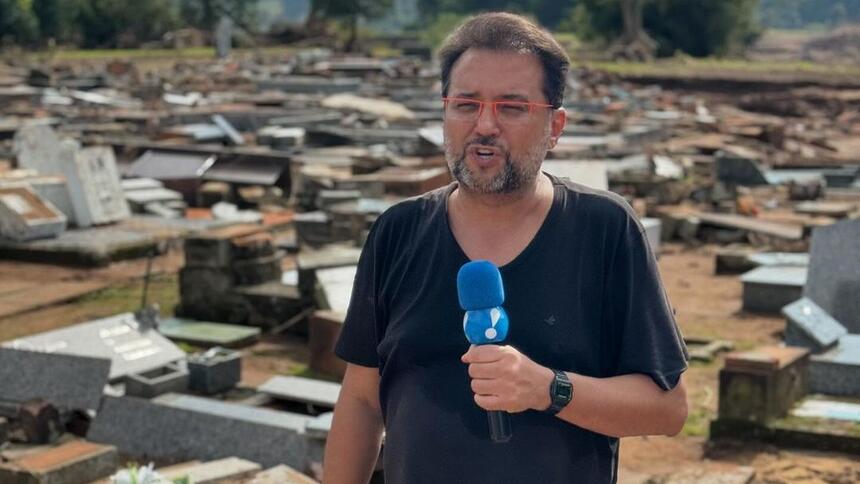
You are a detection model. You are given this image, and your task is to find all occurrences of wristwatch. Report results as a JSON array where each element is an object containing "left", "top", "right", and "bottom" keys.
[{"left": 544, "top": 369, "right": 573, "bottom": 415}]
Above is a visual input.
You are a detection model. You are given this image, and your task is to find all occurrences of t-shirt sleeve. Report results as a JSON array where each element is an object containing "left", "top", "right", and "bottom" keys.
[
  {"left": 605, "top": 214, "right": 688, "bottom": 391},
  {"left": 334, "top": 220, "right": 384, "bottom": 368}
]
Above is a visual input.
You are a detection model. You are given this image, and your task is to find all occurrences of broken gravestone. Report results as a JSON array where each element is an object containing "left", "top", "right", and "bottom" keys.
[
  {"left": 0, "top": 185, "right": 67, "bottom": 241},
  {"left": 782, "top": 297, "right": 848, "bottom": 353},
  {"left": 804, "top": 219, "right": 860, "bottom": 333}
]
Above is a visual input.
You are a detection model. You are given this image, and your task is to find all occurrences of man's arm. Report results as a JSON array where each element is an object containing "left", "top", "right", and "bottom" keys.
[
  {"left": 462, "top": 345, "right": 687, "bottom": 438},
  {"left": 323, "top": 363, "right": 384, "bottom": 484}
]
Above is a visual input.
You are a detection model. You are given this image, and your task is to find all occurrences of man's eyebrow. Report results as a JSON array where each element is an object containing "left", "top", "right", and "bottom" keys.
[
  {"left": 498, "top": 94, "right": 530, "bottom": 101},
  {"left": 451, "top": 91, "right": 479, "bottom": 98}
]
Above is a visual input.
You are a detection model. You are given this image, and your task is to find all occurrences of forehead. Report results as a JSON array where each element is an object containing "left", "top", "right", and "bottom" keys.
[{"left": 448, "top": 48, "right": 545, "bottom": 98}]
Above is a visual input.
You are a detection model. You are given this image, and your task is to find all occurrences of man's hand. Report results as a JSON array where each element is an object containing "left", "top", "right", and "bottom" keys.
[{"left": 461, "top": 345, "right": 554, "bottom": 413}]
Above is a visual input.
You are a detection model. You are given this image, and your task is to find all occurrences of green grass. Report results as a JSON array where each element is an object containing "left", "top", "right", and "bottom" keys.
[
  {"left": 77, "top": 273, "right": 179, "bottom": 318},
  {"left": 580, "top": 57, "right": 860, "bottom": 78}
]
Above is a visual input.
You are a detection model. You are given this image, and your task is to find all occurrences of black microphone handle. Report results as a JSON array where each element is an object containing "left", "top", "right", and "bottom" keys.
[{"left": 488, "top": 410, "right": 511, "bottom": 443}]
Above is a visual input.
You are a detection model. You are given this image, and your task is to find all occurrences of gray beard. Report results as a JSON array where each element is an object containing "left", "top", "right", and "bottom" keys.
[{"left": 444, "top": 135, "right": 549, "bottom": 195}]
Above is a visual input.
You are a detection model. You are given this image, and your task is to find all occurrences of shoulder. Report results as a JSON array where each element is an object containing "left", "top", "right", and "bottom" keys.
[
  {"left": 367, "top": 182, "right": 452, "bottom": 242},
  {"left": 551, "top": 175, "right": 643, "bottom": 233}
]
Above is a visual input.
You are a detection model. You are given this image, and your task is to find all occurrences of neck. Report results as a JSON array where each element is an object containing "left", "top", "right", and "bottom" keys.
[{"left": 451, "top": 172, "right": 552, "bottom": 220}]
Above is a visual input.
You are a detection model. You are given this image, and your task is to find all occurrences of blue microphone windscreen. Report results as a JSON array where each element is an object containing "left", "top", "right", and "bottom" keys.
[{"left": 457, "top": 260, "right": 505, "bottom": 310}]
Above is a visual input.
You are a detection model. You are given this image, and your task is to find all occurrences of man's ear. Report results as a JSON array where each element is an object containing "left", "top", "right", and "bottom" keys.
[{"left": 549, "top": 107, "right": 566, "bottom": 149}]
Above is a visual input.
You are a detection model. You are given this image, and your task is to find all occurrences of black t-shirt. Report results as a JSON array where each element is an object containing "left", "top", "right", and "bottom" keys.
[{"left": 335, "top": 174, "right": 688, "bottom": 484}]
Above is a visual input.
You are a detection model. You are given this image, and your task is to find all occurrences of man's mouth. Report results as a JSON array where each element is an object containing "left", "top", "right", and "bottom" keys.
[{"left": 467, "top": 145, "right": 502, "bottom": 166}]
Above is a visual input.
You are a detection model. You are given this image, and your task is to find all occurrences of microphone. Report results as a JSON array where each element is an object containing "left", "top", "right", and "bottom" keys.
[{"left": 457, "top": 260, "right": 512, "bottom": 443}]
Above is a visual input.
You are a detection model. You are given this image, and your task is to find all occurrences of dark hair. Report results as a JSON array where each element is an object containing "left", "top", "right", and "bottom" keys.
[{"left": 438, "top": 12, "right": 570, "bottom": 108}]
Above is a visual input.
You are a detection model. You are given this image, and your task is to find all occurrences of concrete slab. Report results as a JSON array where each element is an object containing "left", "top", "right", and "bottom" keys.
[
  {"left": 158, "top": 317, "right": 261, "bottom": 348},
  {"left": 791, "top": 398, "right": 860, "bottom": 423},
  {"left": 809, "top": 334, "right": 860, "bottom": 396},
  {"left": 257, "top": 376, "right": 341, "bottom": 409},
  {"left": 541, "top": 161, "right": 608, "bottom": 191},
  {"left": 161, "top": 457, "right": 261, "bottom": 483},
  {"left": 0, "top": 348, "right": 110, "bottom": 411},
  {"left": 746, "top": 252, "right": 809, "bottom": 268},
  {"left": 4, "top": 312, "right": 186, "bottom": 381},
  {"left": 782, "top": 297, "right": 847, "bottom": 352},
  {"left": 805, "top": 219, "right": 860, "bottom": 333},
  {"left": 88, "top": 394, "right": 316, "bottom": 469},
  {"left": 249, "top": 464, "right": 319, "bottom": 483},
  {"left": 741, "top": 266, "right": 807, "bottom": 314}
]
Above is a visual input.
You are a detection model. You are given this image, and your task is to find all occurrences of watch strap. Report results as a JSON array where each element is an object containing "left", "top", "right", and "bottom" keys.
[{"left": 544, "top": 369, "right": 573, "bottom": 415}]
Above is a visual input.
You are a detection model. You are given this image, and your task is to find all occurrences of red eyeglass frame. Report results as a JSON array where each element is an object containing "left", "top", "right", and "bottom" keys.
[{"left": 441, "top": 97, "right": 555, "bottom": 120}]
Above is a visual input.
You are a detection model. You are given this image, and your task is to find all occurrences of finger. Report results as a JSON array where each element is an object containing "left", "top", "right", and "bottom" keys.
[
  {"left": 461, "top": 344, "right": 504, "bottom": 363},
  {"left": 474, "top": 393, "right": 503, "bottom": 411},
  {"left": 468, "top": 362, "right": 502, "bottom": 379},
  {"left": 470, "top": 378, "right": 496, "bottom": 395}
]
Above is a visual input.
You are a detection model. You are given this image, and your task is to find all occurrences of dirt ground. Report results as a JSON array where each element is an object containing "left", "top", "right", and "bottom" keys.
[{"left": 1, "top": 244, "right": 859, "bottom": 482}]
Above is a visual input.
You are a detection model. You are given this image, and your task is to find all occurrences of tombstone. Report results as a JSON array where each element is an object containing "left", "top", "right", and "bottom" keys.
[
  {"left": 0, "top": 348, "right": 110, "bottom": 411},
  {"left": 212, "top": 114, "right": 244, "bottom": 146},
  {"left": 804, "top": 219, "right": 860, "bottom": 333},
  {"left": 715, "top": 150, "right": 770, "bottom": 186},
  {"left": 542, "top": 160, "right": 609, "bottom": 191},
  {"left": 3, "top": 312, "right": 186, "bottom": 381},
  {"left": 641, "top": 218, "right": 661, "bottom": 257},
  {"left": 0, "top": 185, "right": 67, "bottom": 241},
  {"left": 718, "top": 346, "right": 809, "bottom": 423},
  {"left": 741, "top": 266, "right": 807, "bottom": 314},
  {"left": 0, "top": 440, "right": 118, "bottom": 484},
  {"left": 315, "top": 265, "right": 357, "bottom": 314},
  {"left": 56, "top": 142, "right": 130, "bottom": 227},
  {"left": 88, "top": 394, "right": 316, "bottom": 469},
  {"left": 782, "top": 297, "right": 847, "bottom": 352},
  {"left": 215, "top": 16, "right": 233, "bottom": 59},
  {"left": 12, "top": 124, "right": 63, "bottom": 175},
  {"left": 747, "top": 252, "right": 809, "bottom": 268},
  {"left": 309, "top": 310, "right": 346, "bottom": 378},
  {"left": 809, "top": 335, "right": 860, "bottom": 397},
  {"left": 257, "top": 376, "right": 341, "bottom": 410},
  {"left": 791, "top": 399, "right": 860, "bottom": 423}
]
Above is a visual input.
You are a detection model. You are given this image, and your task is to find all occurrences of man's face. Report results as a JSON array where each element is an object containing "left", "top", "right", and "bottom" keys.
[{"left": 443, "top": 49, "right": 566, "bottom": 195}]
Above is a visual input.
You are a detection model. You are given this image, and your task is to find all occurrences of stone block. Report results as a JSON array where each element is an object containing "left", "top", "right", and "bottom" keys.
[
  {"left": 88, "top": 394, "right": 314, "bottom": 469},
  {"left": 316, "top": 266, "right": 357, "bottom": 314},
  {"left": 741, "top": 266, "right": 807, "bottom": 314},
  {"left": 3, "top": 312, "right": 185, "bottom": 382},
  {"left": 232, "top": 253, "right": 283, "bottom": 286},
  {"left": 160, "top": 457, "right": 261, "bottom": 483},
  {"left": 746, "top": 252, "right": 809, "bottom": 268},
  {"left": 187, "top": 348, "right": 241, "bottom": 395},
  {"left": 125, "top": 362, "right": 189, "bottom": 399},
  {"left": 809, "top": 334, "right": 860, "bottom": 397},
  {"left": 782, "top": 297, "right": 847, "bottom": 352},
  {"left": 248, "top": 464, "right": 319, "bottom": 484},
  {"left": 805, "top": 219, "right": 860, "bottom": 333},
  {"left": 0, "top": 185, "right": 67, "bottom": 241},
  {"left": 0, "top": 440, "right": 117, "bottom": 484},
  {"left": 58, "top": 144, "right": 130, "bottom": 228},
  {"left": 309, "top": 310, "right": 346, "bottom": 379},
  {"left": 0, "top": 348, "right": 110, "bottom": 411},
  {"left": 257, "top": 376, "right": 341, "bottom": 410},
  {"left": 718, "top": 346, "right": 809, "bottom": 423},
  {"left": 714, "top": 247, "right": 758, "bottom": 275}
]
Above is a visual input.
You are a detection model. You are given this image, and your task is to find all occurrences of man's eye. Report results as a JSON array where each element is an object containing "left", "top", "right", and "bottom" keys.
[
  {"left": 455, "top": 102, "right": 479, "bottom": 112},
  {"left": 499, "top": 103, "right": 528, "bottom": 114}
]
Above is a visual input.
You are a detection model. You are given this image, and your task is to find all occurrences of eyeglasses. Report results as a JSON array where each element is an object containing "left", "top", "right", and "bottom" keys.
[{"left": 442, "top": 97, "right": 554, "bottom": 125}]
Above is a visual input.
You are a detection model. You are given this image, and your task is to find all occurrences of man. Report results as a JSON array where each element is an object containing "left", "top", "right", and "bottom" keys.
[{"left": 323, "top": 12, "right": 688, "bottom": 484}]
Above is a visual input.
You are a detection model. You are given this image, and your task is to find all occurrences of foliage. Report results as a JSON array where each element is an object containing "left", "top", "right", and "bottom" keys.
[
  {"left": 417, "top": 0, "right": 577, "bottom": 29},
  {"left": 567, "top": 0, "right": 761, "bottom": 57},
  {"left": 178, "top": 0, "right": 259, "bottom": 34},
  {"left": 759, "top": 0, "right": 860, "bottom": 28},
  {"left": 0, "top": 0, "right": 40, "bottom": 45},
  {"left": 418, "top": 12, "right": 469, "bottom": 48}
]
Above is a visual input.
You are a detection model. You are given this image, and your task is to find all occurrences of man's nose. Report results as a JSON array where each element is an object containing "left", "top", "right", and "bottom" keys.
[{"left": 473, "top": 103, "right": 501, "bottom": 136}]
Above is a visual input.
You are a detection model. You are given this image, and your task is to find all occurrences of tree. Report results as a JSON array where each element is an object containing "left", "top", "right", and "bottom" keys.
[
  {"left": 0, "top": 0, "right": 39, "bottom": 46},
  {"left": 309, "top": 0, "right": 393, "bottom": 52},
  {"left": 568, "top": 0, "right": 761, "bottom": 57}
]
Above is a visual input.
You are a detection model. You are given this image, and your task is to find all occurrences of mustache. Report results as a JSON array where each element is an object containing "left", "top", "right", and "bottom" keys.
[{"left": 465, "top": 136, "right": 501, "bottom": 149}]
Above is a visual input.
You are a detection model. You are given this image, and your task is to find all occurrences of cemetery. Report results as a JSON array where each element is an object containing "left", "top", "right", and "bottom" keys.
[{"left": 1, "top": 1, "right": 860, "bottom": 482}]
